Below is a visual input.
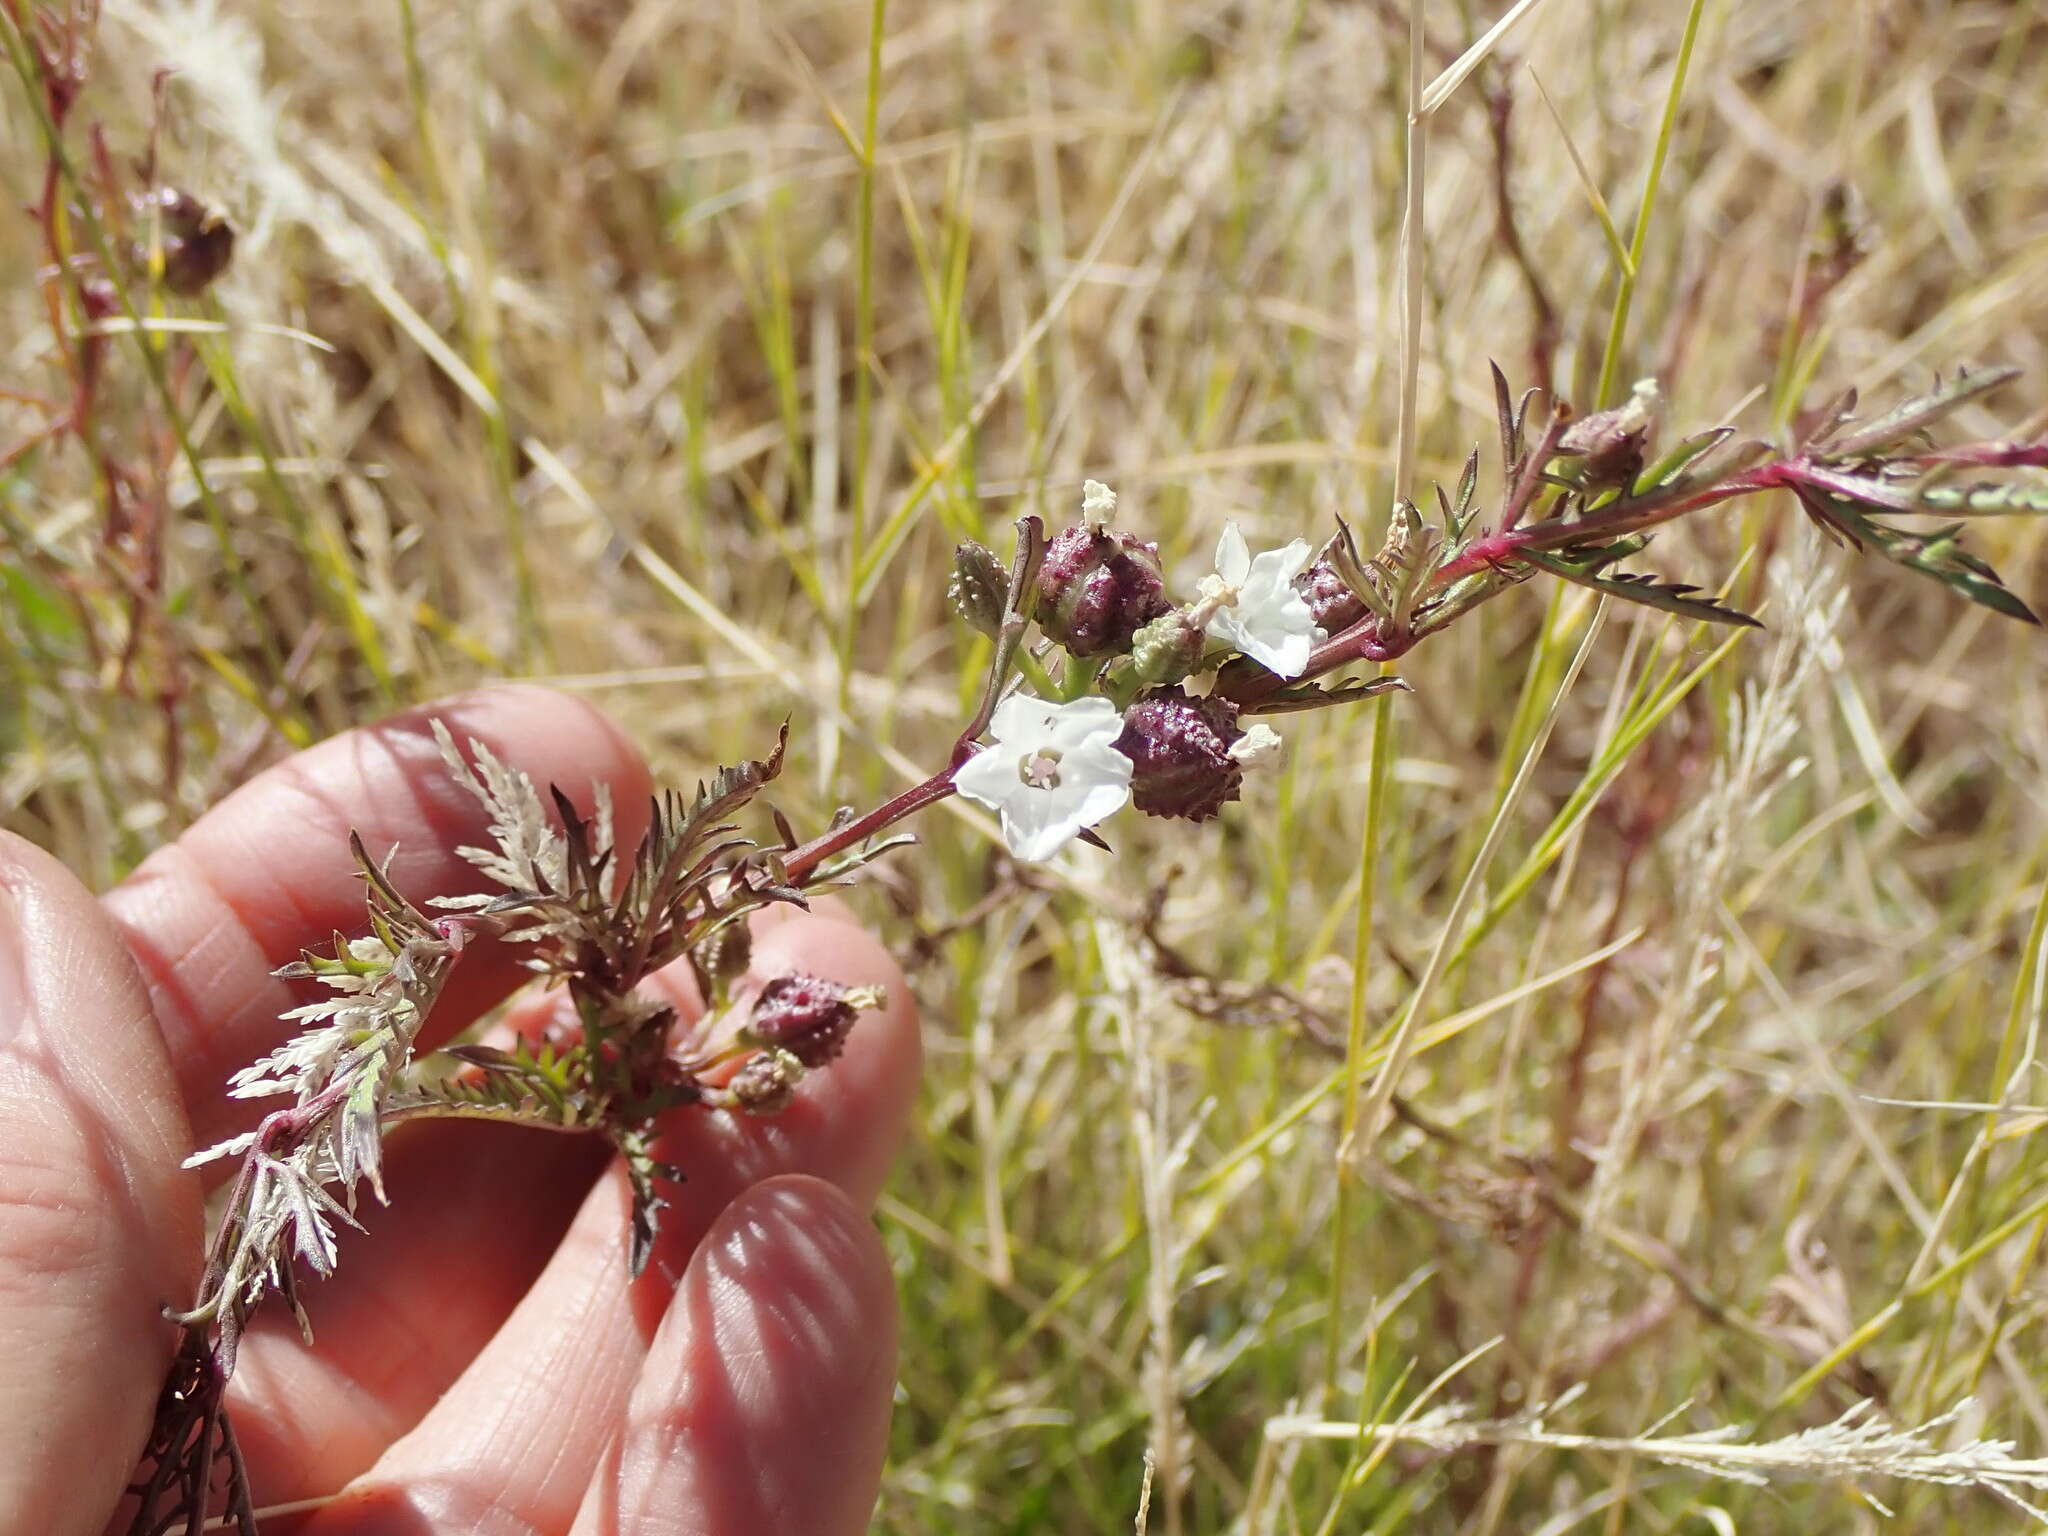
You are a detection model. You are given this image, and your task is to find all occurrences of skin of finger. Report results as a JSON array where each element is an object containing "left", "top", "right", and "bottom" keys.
[
  {"left": 0, "top": 833, "right": 201, "bottom": 1535},
  {"left": 103, "top": 684, "right": 654, "bottom": 1155},
  {"left": 220, "top": 898, "right": 863, "bottom": 1500},
  {"left": 297, "top": 914, "right": 919, "bottom": 1536},
  {"left": 573, "top": 1175, "right": 899, "bottom": 1536}
]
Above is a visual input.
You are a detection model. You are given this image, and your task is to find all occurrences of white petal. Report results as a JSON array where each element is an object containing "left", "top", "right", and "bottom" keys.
[
  {"left": 1239, "top": 622, "right": 1317, "bottom": 679},
  {"left": 1006, "top": 824, "right": 1065, "bottom": 862},
  {"left": 1081, "top": 480, "right": 1117, "bottom": 522},
  {"left": 1006, "top": 772, "right": 1130, "bottom": 861},
  {"left": 1064, "top": 766, "right": 1135, "bottom": 826},
  {"left": 1229, "top": 723, "right": 1284, "bottom": 767},
  {"left": 987, "top": 692, "right": 1056, "bottom": 745},
  {"left": 1214, "top": 522, "right": 1251, "bottom": 585},
  {"left": 1064, "top": 737, "right": 1136, "bottom": 793},
  {"left": 1259, "top": 538, "right": 1315, "bottom": 586},
  {"left": 954, "top": 742, "right": 1024, "bottom": 810},
  {"left": 1228, "top": 575, "right": 1319, "bottom": 678},
  {"left": 1002, "top": 795, "right": 1078, "bottom": 862},
  {"left": 1043, "top": 694, "right": 1124, "bottom": 752},
  {"left": 1204, "top": 607, "right": 1244, "bottom": 653}
]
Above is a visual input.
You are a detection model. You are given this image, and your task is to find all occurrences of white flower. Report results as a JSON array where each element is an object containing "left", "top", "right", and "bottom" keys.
[
  {"left": 1081, "top": 479, "right": 1117, "bottom": 528},
  {"left": 954, "top": 694, "right": 1134, "bottom": 861},
  {"left": 1197, "top": 522, "right": 1322, "bottom": 679}
]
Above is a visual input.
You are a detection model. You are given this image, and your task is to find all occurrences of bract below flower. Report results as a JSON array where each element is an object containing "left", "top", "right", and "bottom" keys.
[
  {"left": 1199, "top": 522, "right": 1322, "bottom": 678},
  {"left": 954, "top": 694, "right": 1134, "bottom": 860}
]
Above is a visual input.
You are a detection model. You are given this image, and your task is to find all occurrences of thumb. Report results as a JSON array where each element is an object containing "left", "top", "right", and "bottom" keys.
[{"left": 0, "top": 833, "right": 199, "bottom": 1534}]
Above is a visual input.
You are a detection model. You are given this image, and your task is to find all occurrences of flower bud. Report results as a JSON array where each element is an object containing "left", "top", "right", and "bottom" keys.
[
  {"left": 949, "top": 540, "right": 1008, "bottom": 635},
  {"left": 1034, "top": 525, "right": 1171, "bottom": 656},
  {"left": 744, "top": 972, "right": 882, "bottom": 1068},
  {"left": 1293, "top": 557, "right": 1367, "bottom": 632},
  {"left": 1113, "top": 688, "right": 1248, "bottom": 822},
  {"left": 726, "top": 1049, "right": 801, "bottom": 1115},
  {"left": 688, "top": 921, "right": 752, "bottom": 1007},
  {"left": 1557, "top": 378, "right": 1660, "bottom": 489},
  {"left": 130, "top": 186, "right": 235, "bottom": 297},
  {"left": 1128, "top": 606, "right": 1207, "bottom": 688}
]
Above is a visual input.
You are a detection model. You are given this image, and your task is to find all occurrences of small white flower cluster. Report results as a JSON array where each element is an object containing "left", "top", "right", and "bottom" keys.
[{"left": 956, "top": 490, "right": 1316, "bottom": 862}]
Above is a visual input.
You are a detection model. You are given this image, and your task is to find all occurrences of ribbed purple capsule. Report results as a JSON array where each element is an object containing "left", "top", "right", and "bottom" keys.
[
  {"left": 1034, "top": 525, "right": 1171, "bottom": 657},
  {"left": 1113, "top": 689, "right": 1246, "bottom": 822}
]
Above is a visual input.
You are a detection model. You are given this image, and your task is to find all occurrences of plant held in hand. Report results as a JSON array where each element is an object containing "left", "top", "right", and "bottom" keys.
[{"left": 136, "top": 369, "right": 2048, "bottom": 1534}]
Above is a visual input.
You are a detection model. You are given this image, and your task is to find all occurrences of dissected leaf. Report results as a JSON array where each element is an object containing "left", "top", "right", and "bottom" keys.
[
  {"left": 1381, "top": 500, "right": 1445, "bottom": 632},
  {"left": 1436, "top": 449, "right": 1483, "bottom": 540},
  {"left": 1822, "top": 366, "right": 2020, "bottom": 460},
  {"left": 684, "top": 720, "right": 790, "bottom": 835},
  {"left": 1631, "top": 426, "right": 1739, "bottom": 494},
  {"left": 1789, "top": 489, "right": 2041, "bottom": 625},
  {"left": 1521, "top": 549, "right": 1762, "bottom": 628},
  {"left": 1242, "top": 675, "right": 1413, "bottom": 715},
  {"left": 618, "top": 1131, "right": 679, "bottom": 1278},
  {"left": 1804, "top": 460, "right": 2048, "bottom": 517},
  {"left": 1913, "top": 479, "right": 2048, "bottom": 514},
  {"left": 1323, "top": 515, "right": 1393, "bottom": 623},
  {"left": 1794, "top": 385, "right": 1859, "bottom": 453}
]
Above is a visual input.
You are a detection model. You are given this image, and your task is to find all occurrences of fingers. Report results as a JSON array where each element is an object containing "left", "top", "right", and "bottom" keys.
[
  {"left": 220, "top": 900, "right": 867, "bottom": 1502},
  {"left": 573, "top": 1176, "right": 899, "bottom": 1536},
  {"left": 104, "top": 684, "right": 654, "bottom": 1153},
  {"left": 298, "top": 913, "right": 918, "bottom": 1534},
  {"left": 0, "top": 833, "right": 200, "bottom": 1536},
  {"left": 221, "top": 1121, "right": 613, "bottom": 1502}
]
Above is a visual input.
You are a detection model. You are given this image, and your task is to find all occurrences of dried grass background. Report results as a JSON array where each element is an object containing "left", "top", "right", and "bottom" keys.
[{"left": 7, "top": 0, "right": 2048, "bottom": 1530}]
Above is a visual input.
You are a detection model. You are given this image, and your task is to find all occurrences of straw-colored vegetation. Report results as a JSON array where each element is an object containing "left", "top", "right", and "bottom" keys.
[{"left": 7, "top": 0, "right": 2048, "bottom": 1529}]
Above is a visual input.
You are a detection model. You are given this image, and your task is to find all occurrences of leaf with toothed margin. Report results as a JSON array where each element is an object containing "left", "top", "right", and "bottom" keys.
[
  {"left": 1820, "top": 366, "right": 2021, "bottom": 460},
  {"left": 1788, "top": 489, "right": 2041, "bottom": 625},
  {"left": 1797, "top": 460, "right": 2048, "bottom": 517},
  {"left": 1436, "top": 448, "right": 1483, "bottom": 541},
  {"left": 1243, "top": 675, "right": 1413, "bottom": 715},
  {"left": 1521, "top": 549, "right": 1763, "bottom": 628},
  {"left": 618, "top": 1128, "right": 680, "bottom": 1279}
]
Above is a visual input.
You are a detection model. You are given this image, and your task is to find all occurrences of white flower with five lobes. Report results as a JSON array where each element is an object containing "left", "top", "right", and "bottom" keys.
[
  {"left": 953, "top": 694, "right": 1134, "bottom": 861},
  {"left": 1197, "top": 522, "right": 1323, "bottom": 679}
]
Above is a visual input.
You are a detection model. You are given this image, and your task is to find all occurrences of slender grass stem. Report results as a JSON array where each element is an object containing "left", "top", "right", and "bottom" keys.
[
  {"left": 1593, "top": 0, "right": 1707, "bottom": 408},
  {"left": 1325, "top": 677, "right": 1399, "bottom": 1390}
]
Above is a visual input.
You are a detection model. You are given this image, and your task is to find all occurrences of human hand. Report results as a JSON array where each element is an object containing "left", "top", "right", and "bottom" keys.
[{"left": 0, "top": 687, "right": 921, "bottom": 1535}]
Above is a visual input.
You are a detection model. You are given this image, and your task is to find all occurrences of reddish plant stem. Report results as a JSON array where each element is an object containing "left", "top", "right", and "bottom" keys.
[
  {"left": 1430, "top": 466, "right": 1783, "bottom": 590},
  {"left": 1224, "top": 463, "right": 1792, "bottom": 709},
  {"left": 783, "top": 769, "right": 960, "bottom": 886},
  {"left": 1484, "top": 75, "right": 1559, "bottom": 396},
  {"left": 791, "top": 455, "right": 1845, "bottom": 870},
  {"left": 783, "top": 517, "right": 1048, "bottom": 885}
]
